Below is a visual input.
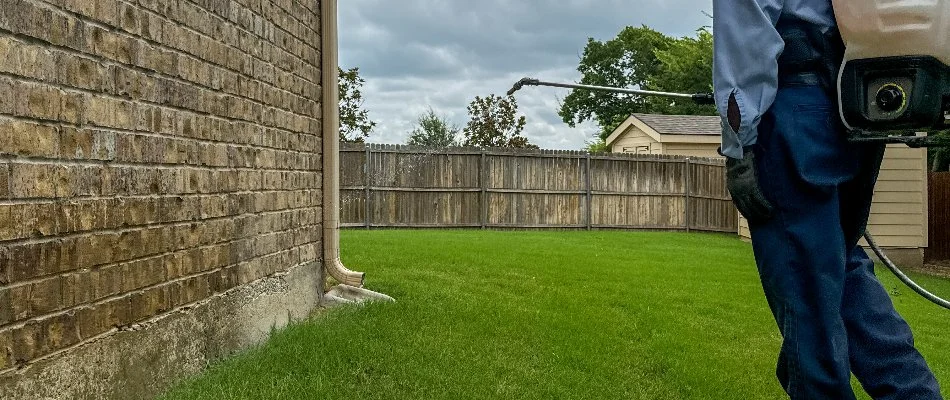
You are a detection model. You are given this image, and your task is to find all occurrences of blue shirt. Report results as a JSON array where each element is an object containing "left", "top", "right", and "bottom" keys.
[{"left": 713, "top": 0, "right": 837, "bottom": 159}]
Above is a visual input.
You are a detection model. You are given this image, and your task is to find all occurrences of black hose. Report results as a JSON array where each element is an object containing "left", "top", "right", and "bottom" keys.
[{"left": 865, "top": 232, "right": 950, "bottom": 310}]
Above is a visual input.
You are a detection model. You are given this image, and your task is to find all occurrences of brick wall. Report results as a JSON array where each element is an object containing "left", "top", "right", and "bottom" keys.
[{"left": 0, "top": 0, "right": 323, "bottom": 370}]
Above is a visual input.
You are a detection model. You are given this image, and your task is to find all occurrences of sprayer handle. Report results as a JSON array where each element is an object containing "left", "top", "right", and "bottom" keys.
[{"left": 691, "top": 93, "right": 715, "bottom": 105}]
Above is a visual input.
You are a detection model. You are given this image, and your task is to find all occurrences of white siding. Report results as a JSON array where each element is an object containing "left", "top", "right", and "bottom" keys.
[
  {"left": 862, "top": 145, "right": 928, "bottom": 249},
  {"left": 738, "top": 144, "right": 928, "bottom": 250},
  {"left": 662, "top": 143, "right": 721, "bottom": 158}
]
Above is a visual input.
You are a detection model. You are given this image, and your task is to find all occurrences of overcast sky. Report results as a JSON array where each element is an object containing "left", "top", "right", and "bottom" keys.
[{"left": 339, "top": 1, "right": 712, "bottom": 150}]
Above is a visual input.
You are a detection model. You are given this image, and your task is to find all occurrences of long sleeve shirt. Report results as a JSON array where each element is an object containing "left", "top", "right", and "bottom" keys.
[{"left": 713, "top": 0, "right": 837, "bottom": 159}]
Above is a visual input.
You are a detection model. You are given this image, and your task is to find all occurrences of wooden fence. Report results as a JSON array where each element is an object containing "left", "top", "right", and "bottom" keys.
[
  {"left": 340, "top": 143, "right": 738, "bottom": 233},
  {"left": 927, "top": 172, "right": 950, "bottom": 261}
]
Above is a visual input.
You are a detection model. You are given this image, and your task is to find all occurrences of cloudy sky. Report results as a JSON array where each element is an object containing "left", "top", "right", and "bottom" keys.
[{"left": 339, "top": 0, "right": 712, "bottom": 150}]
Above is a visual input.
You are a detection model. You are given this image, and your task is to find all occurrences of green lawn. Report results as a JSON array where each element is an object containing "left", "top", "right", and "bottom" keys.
[{"left": 162, "top": 230, "right": 950, "bottom": 399}]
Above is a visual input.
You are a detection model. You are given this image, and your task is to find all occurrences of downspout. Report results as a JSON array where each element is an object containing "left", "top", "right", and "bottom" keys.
[{"left": 321, "top": 0, "right": 364, "bottom": 287}]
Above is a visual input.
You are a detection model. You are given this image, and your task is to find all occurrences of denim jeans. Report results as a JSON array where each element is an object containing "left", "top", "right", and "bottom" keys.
[{"left": 747, "top": 83, "right": 942, "bottom": 399}]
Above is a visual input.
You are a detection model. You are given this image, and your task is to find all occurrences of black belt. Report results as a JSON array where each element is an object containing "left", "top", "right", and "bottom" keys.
[{"left": 779, "top": 71, "right": 823, "bottom": 87}]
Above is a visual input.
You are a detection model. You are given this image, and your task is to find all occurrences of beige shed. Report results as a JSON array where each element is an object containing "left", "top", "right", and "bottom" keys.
[{"left": 606, "top": 114, "right": 929, "bottom": 266}]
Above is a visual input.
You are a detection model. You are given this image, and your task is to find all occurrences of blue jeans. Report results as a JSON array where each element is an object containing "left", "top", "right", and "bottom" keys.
[{"left": 748, "top": 84, "right": 942, "bottom": 399}]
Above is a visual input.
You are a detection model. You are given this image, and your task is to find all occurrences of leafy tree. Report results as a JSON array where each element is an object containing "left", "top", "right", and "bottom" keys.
[
  {"left": 584, "top": 138, "right": 610, "bottom": 153},
  {"left": 407, "top": 108, "right": 461, "bottom": 147},
  {"left": 462, "top": 94, "right": 537, "bottom": 149},
  {"left": 559, "top": 26, "right": 717, "bottom": 142},
  {"left": 930, "top": 132, "right": 950, "bottom": 171},
  {"left": 647, "top": 28, "right": 715, "bottom": 116},
  {"left": 339, "top": 67, "right": 376, "bottom": 142}
]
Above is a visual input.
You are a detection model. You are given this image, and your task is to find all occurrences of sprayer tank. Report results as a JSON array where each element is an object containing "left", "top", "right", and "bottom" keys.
[{"left": 833, "top": 0, "right": 950, "bottom": 65}]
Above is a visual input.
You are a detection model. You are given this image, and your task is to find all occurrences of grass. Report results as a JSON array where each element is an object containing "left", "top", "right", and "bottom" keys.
[{"left": 161, "top": 230, "right": 950, "bottom": 399}]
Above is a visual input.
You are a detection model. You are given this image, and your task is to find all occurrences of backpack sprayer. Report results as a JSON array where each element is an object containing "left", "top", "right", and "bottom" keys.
[{"left": 506, "top": 2, "right": 950, "bottom": 310}]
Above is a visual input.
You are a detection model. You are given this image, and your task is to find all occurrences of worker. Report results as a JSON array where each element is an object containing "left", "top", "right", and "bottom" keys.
[{"left": 713, "top": 1, "right": 943, "bottom": 398}]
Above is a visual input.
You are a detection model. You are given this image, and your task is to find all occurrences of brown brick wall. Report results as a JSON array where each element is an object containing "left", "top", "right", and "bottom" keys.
[{"left": 0, "top": 0, "right": 323, "bottom": 369}]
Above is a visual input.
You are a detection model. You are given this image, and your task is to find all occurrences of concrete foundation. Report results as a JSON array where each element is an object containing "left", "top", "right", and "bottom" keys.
[
  {"left": 866, "top": 247, "right": 925, "bottom": 269},
  {"left": 0, "top": 262, "right": 323, "bottom": 400}
]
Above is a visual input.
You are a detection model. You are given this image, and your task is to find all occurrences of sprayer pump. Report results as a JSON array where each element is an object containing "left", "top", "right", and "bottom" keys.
[{"left": 839, "top": 56, "right": 950, "bottom": 133}]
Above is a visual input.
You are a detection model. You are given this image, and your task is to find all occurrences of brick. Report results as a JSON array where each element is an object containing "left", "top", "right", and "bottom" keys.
[
  {"left": 14, "top": 312, "right": 83, "bottom": 362},
  {"left": 27, "top": 277, "right": 64, "bottom": 317},
  {"left": 0, "top": 0, "right": 325, "bottom": 358},
  {"left": 93, "top": 264, "right": 123, "bottom": 299},
  {"left": 47, "top": 13, "right": 70, "bottom": 48},
  {"left": 9, "top": 284, "right": 32, "bottom": 321},
  {"left": 84, "top": 95, "right": 115, "bottom": 128},
  {"left": 62, "top": 0, "right": 97, "bottom": 18},
  {"left": 12, "top": 313, "right": 79, "bottom": 363},
  {"left": 60, "top": 128, "right": 116, "bottom": 161},
  {"left": 0, "top": 329, "right": 12, "bottom": 369},
  {"left": 142, "top": 13, "right": 163, "bottom": 42},
  {"left": 0, "top": 288, "right": 11, "bottom": 326},
  {"left": 13, "top": 83, "right": 60, "bottom": 121},
  {"left": 61, "top": 272, "right": 95, "bottom": 309},
  {"left": 0, "top": 203, "right": 59, "bottom": 241},
  {"left": 6, "top": 240, "right": 65, "bottom": 282},
  {"left": 0, "top": 120, "right": 60, "bottom": 159},
  {"left": 62, "top": 15, "right": 87, "bottom": 53},
  {"left": 114, "top": 229, "right": 144, "bottom": 261},
  {"left": 9, "top": 163, "right": 59, "bottom": 198},
  {"left": 118, "top": 2, "right": 140, "bottom": 34},
  {"left": 74, "top": 233, "right": 116, "bottom": 269},
  {"left": 54, "top": 165, "right": 103, "bottom": 198},
  {"left": 11, "top": 322, "right": 39, "bottom": 363},
  {"left": 130, "top": 286, "right": 169, "bottom": 322},
  {"left": 57, "top": 199, "right": 107, "bottom": 234},
  {"left": 110, "top": 297, "right": 133, "bottom": 327},
  {"left": 61, "top": 56, "right": 104, "bottom": 92},
  {"left": 75, "top": 306, "right": 105, "bottom": 340},
  {"left": 60, "top": 92, "right": 86, "bottom": 125},
  {"left": 123, "top": 256, "right": 165, "bottom": 291}
]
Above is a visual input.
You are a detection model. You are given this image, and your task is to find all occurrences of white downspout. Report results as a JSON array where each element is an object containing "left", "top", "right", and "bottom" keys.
[{"left": 321, "top": 0, "right": 365, "bottom": 287}]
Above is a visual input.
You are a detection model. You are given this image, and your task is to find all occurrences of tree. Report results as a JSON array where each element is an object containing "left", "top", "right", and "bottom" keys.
[
  {"left": 406, "top": 108, "right": 461, "bottom": 147},
  {"left": 929, "top": 132, "right": 950, "bottom": 171},
  {"left": 462, "top": 94, "right": 537, "bottom": 149},
  {"left": 559, "top": 26, "right": 717, "bottom": 142},
  {"left": 339, "top": 67, "right": 376, "bottom": 142},
  {"left": 584, "top": 138, "right": 610, "bottom": 153}
]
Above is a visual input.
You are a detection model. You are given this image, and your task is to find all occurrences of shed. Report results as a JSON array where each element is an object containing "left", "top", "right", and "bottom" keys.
[{"left": 606, "top": 114, "right": 929, "bottom": 266}]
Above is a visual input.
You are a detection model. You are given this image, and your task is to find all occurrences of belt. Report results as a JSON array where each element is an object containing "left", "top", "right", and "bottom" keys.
[{"left": 778, "top": 71, "right": 823, "bottom": 87}]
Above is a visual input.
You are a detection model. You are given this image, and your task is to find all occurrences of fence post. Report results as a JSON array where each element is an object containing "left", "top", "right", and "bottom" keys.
[
  {"left": 364, "top": 144, "right": 372, "bottom": 229},
  {"left": 586, "top": 153, "right": 593, "bottom": 230},
  {"left": 480, "top": 150, "right": 488, "bottom": 229},
  {"left": 684, "top": 157, "right": 691, "bottom": 232}
]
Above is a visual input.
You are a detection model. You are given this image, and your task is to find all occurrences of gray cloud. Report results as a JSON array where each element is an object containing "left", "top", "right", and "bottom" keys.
[{"left": 339, "top": 0, "right": 712, "bottom": 149}]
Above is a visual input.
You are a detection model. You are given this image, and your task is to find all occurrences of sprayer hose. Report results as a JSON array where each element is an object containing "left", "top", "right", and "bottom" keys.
[{"left": 865, "top": 232, "right": 950, "bottom": 310}]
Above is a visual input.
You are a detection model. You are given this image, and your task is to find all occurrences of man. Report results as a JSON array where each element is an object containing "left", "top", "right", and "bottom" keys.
[{"left": 713, "top": 0, "right": 943, "bottom": 398}]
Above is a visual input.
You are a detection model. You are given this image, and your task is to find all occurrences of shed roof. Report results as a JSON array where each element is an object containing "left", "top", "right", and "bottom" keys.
[
  {"left": 631, "top": 113, "right": 721, "bottom": 136},
  {"left": 606, "top": 114, "right": 723, "bottom": 146}
]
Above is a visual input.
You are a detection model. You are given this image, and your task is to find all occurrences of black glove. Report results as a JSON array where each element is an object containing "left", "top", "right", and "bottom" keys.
[{"left": 726, "top": 149, "right": 774, "bottom": 224}]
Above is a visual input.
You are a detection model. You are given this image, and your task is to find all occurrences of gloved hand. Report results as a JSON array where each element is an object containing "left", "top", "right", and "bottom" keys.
[{"left": 726, "top": 148, "right": 774, "bottom": 224}]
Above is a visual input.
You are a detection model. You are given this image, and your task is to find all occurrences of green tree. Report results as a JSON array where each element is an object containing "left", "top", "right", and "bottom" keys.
[
  {"left": 584, "top": 138, "right": 610, "bottom": 153},
  {"left": 647, "top": 28, "right": 715, "bottom": 116},
  {"left": 339, "top": 67, "right": 376, "bottom": 142},
  {"left": 559, "top": 26, "right": 717, "bottom": 142},
  {"left": 407, "top": 108, "right": 461, "bottom": 147},
  {"left": 929, "top": 132, "right": 950, "bottom": 171},
  {"left": 462, "top": 94, "right": 537, "bottom": 149}
]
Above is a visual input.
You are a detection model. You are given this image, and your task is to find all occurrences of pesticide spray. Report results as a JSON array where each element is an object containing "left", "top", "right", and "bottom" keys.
[{"left": 507, "top": 0, "right": 950, "bottom": 309}]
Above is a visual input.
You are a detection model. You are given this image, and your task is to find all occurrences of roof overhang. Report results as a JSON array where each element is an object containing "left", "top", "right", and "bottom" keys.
[{"left": 606, "top": 115, "right": 722, "bottom": 146}]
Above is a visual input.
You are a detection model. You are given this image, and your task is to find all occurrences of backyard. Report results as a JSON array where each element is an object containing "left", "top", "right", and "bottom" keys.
[{"left": 162, "top": 230, "right": 950, "bottom": 399}]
